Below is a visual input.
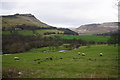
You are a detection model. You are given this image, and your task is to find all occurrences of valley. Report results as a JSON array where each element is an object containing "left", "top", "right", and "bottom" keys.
[{"left": 1, "top": 14, "right": 119, "bottom": 78}]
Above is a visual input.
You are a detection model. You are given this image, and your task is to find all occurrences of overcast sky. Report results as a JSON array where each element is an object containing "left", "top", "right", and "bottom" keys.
[{"left": 0, "top": 0, "right": 118, "bottom": 28}]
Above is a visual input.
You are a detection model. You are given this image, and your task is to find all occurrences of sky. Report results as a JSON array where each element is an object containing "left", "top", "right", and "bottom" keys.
[{"left": 0, "top": 0, "right": 118, "bottom": 28}]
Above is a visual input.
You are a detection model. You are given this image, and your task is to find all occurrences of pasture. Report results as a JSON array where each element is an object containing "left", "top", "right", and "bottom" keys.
[
  {"left": 2, "top": 45, "right": 118, "bottom": 78},
  {"left": 60, "top": 35, "right": 110, "bottom": 42},
  {"left": 2, "top": 29, "right": 63, "bottom": 36},
  {"left": 2, "top": 30, "right": 110, "bottom": 43}
]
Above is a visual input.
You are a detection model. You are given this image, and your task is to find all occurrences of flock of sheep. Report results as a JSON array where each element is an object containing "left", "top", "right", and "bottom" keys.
[
  {"left": 34, "top": 57, "right": 63, "bottom": 64},
  {"left": 13, "top": 52, "right": 103, "bottom": 63},
  {"left": 14, "top": 56, "right": 63, "bottom": 64},
  {"left": 12, "top": 52, "right": 104, "bottom": 76},
  {"left": 77, "top": 52, "right": 103, "bottom": 56}
]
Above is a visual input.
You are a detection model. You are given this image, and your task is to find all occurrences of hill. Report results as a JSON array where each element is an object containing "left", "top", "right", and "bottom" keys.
[
  {"left": 2, "top": 13, "right": 78, "bottom": 35},
  {"left": 75, "top": 22, "right": 119, "bottom": 35},
  {"left": 2, "top": 13, "right": 55, "bottom": 30}
]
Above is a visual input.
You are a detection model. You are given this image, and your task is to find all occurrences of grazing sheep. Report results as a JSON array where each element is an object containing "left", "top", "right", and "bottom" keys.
[
  {"left": 78, "top": 52, "right": 81, "bottom": 55},
  {"left": 37, "top": 59, "right": 40, "bottom": 60},
  {"left": 50, "top": 58, "right": 52, "bottom": 60},
  {"left": 94, "top": 59, "right": 96, "bottom": 61},
  {"left": 73, "top": 57, "right": 77, "bottom": 59},
  {"left": 89, "top": 58, "right": 91, "bottom": 60},
  {"left": 14, "top": 57, "right": 20, "bottom": 60},
  {"left": 38, "top": 62, "right": 40, "bottom": 64},
  {"left": 82, "top": 53, "right": 85, "bottom": 56},
  {"left": 73, "top": 57, "right": 80, "bottom": 59},
  {"left": 18, "top": 72, "right": 22, "bottom": 75},
  {"left": 89, "top": 58, "right": 96, "bottom": 61},
  {"left": 34, "top": 59, "right": 37, "bottom": 61},
  {"left": 34, "top": 58, "right": 40, "bottom": 61},
  {"left": 46, "top": 58, "right": 49, "bottom": 60},
  {"left": 100, "top": 53, "right": 103, "bottom": 56},
  {"left": 60, "top": 58, "right": 63, "bottom": 59}
]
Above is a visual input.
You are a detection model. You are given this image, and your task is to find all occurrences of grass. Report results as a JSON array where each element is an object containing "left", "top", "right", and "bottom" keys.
[
  {"left": 2, "top": 15, "right": 49, "bottom": 27},
  {"left": 2, "top": 29, "right": 64, "bottom": 36},
  {"left": 2, "top": 31, "right": 11, "bottom": 35},
  {"left": 2, "top": 45, "right": 118, "bottom": 78},
  {"left": 2, "top": 30, "right": 110, "bottom": 42},
  {"left": 60, "top": 35, "right": 110, "bottom": 42},
  {"left": 36, "top": 29, "right": 63, "bottom": 35},
  {"left": 18, "top": 30, "right": 33, "bottom": 36},
  {"left": 29, "top": 45, "right": 69, "bottom": 53}
]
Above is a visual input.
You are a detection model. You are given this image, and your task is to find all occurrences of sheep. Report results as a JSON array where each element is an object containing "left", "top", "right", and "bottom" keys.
[
  {"left": 18, "top": 72, "right": 22, "bottom": 75},
  {"left": 37, "top": 59, "right": 40, "bottom": 60},
  {"left": 100, "top": 53, "right": 103, "bottom": 56},
  {"left": 89, "top": 58, "right": 96, "bottom": 61},
  {"left": 38, "top": 62, "right": 41, "bottom": 64},
  {"left": 94, "top": 59, "right": 96, "bottom": 61},
  {"left": 34, "top": 59, "right": 37, "bottom": 61},
  {"left": 89, "top": 58, "right": 91, "bottom": 60},
  {"left": 78, "top": 52, "right": 81, "bottom": 55},
  {"left": 34, "top": 58, "right": 40, "bottom": 61},
  {"left": 50, "top": 57, "right": 52, "bottom": 60},
  {"left": 46, "top": 57, "right": 49, "bottom": 60},
  {"left": 73, "top": 57, "right": 80, "bottom": 60},
  {"left": 14, "top": 57, "right": 20, "bottom": 60},
  {"left": 82, "top": 53, "right": 85, "bottom": 56},
  {"left": 60, "top": 58, "right": 63, "bottom": 59}
]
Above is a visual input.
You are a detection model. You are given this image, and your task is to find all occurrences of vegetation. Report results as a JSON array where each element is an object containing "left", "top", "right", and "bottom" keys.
[
  {"left": 2, "top": 45, "right": 118, "bottom": 78},
  {"left": 3, "top": 33, "right": 87, "bottom": 53},
  {"left": 2, "top": 14, "right": 50, "bottom": 28},
  {"left": 2, "top": 31, "right": 113, "bottom": 54},
  {"left": 107, "top": 30, "right": 120, "bottom": 45},
  {"left": 2, "top": 29, "right": 63, "bottom": 36},
  {"left": 60, "top": 35, "right": 110, "bottom": 42}
]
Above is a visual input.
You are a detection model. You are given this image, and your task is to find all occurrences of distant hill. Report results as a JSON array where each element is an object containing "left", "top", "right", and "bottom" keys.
[
  {"left": 75, "top": 22, "right": 119, "bottom": 35},
  {"left": 2, "top": 13, "right": 54, "bottom": 30}
]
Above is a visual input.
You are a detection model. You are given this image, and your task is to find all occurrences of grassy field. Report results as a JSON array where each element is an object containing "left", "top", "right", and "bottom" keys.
[
  {"left": 2, "top": 29, "right": 63, "bottom": 36},
  {"left": 2, "top": 45, "right": 118, "bottom": 78},
  {"left": 2, "top": 30, "right": 110, "bottom": 43},
  {"left": 29, "top": 45, "right": 70, "bottom": 53},
  {"left": 60, "top": 35, "right": 110, "bottom": 42},
  {"left": 36, "top": 29, "right": 63, "bottom": 35}
]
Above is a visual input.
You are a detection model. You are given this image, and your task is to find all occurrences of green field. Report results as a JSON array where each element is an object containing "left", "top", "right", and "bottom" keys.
[
  {"left": 2, "top": 45, "right": 118, "bottom": 78},
  {"left": 2, "top": 29, "right": 64, "bottom": 36},
  {"left": 29, "top": 45, "right": 70, "bottom": 53},
  {"left": 60, "top": 35, "right": 110, "bottom": 42},
  {"left": 36, "top": 29, "right": 63, "bottom": 35},
  {"left": 2, "top": 30, "right": 110, "bottom": 42}
]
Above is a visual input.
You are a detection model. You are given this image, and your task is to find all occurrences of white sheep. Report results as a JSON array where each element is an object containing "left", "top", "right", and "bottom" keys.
[
  {"left": 82, "top": 53, "right": 85, "bottom": 56},
  {"left": 78, "top": 52, "right": 81, "bottom": 55},
  {"left": 100, "top": 53, "right": 103, "bottom": 56},
  {"left": 14, "top": 57, "right": 20, "bottom": 60},
  {"left": 18, "top": 72, "right": 22, "bottom": 75}
]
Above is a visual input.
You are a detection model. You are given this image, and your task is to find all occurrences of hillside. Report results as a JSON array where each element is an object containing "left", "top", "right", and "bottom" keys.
[
  {"left": 75, "top": 22, "right": 119, "bottom": 35},
  {"left": 2, "top": 13, "right": 78, "bottom": 35},
  {"left": 2, "top": 13, "right": 53, "bottom": 30}
]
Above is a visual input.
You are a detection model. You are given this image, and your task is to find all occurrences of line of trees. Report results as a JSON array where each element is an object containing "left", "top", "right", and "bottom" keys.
[
  {"left": 2, "top": 33, "right": 87, "bottom": 54},
  {"left": 107, "top": 30, "right": 120, "bottom": 46}
]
